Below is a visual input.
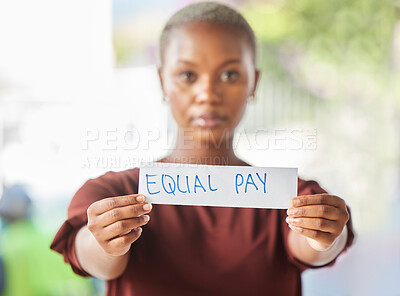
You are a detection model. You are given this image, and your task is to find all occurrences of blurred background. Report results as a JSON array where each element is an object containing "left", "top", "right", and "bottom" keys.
[{"left": 0, "top": 0, "right": 399, "bottom": 295}]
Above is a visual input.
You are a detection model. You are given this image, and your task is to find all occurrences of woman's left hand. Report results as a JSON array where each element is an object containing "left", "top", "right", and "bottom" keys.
[{"left": 286, "top": 194, "right": 349, "bottom": 251}]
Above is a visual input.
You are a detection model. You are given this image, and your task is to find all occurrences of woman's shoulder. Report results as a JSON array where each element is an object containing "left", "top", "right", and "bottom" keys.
[
  {"left": 91, "top": 167, "right": 140, "bottom": 184},
  {"left": 67, "top": 168, "right": 140, "bottom": 217},
  {"left": 82, "top": 167, "right": 140, "bottom": 195},
  {"left": 297, "top": 177, "right": 328, "bottom": 195}
]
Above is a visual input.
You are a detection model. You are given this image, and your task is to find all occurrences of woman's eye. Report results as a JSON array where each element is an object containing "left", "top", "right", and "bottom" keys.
[
  {"left": 178, "top": 71, "right": 196, "bottom": 83},
  {"left": 221, "top": 71, "right": 239, "bottom": 82}
]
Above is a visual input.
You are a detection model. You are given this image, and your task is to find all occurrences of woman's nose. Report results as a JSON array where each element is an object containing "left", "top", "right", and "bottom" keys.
[{"left": 195, "top": 76, "right": 222, "bottom": 104}]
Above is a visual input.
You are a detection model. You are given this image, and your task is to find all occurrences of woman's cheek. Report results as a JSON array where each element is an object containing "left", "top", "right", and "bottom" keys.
[
  {"left": 169, "top": 93, "right": 192, "bottom": 127},
  {"left": 230, "top": 96, "right": 248, "bottom": 125}
]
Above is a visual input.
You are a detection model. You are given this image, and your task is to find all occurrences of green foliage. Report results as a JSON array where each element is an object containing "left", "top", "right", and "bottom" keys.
[{"left": 244, "top": 0, "right": 397, "bottom": 70}]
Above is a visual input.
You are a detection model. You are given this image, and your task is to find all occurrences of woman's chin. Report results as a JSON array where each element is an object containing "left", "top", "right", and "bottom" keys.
[{"left": 193, "top": 127, "right": 234, "bottom": 147}]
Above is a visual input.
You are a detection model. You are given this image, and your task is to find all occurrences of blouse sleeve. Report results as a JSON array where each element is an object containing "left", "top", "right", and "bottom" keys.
[
  {"left": 50, "top": 172, "right": 129, "bottom": 277},
  {"left": 281, "top": 179, "right": 355, "bottom": 273}
]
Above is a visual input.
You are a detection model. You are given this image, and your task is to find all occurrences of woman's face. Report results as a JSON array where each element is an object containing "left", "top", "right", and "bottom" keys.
[{"left": 159, "top": 22, "right": 260, "bottom": 146}]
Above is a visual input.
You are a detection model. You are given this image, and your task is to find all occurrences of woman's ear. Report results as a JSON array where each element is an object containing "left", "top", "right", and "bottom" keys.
[
  {"left": 158, "top": 67, "right": 165, "bottom": 94},
  {"left": 252, "top": 69, "right": 261, "bottom": 95}
]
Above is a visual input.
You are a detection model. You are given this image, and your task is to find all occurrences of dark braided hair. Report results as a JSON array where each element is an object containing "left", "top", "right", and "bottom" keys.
[{"left": 159, "top": 1, "right": 256, "bottom": 64}]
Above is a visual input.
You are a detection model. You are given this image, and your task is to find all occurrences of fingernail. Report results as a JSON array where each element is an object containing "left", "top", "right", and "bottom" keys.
[
  {"left": 285, "top": 216, "right": 293, "bottom": 224},
  {"left": 143, "top": 203, "right": 152, "bottom": 211},
  {"left": 136, "top": 195, "right": 145, "bottom": 202},
  {"left": 137, "top": 227, "right": 142, "bottom": 233},
  {"left": 287, "top": 208, "right": 296, "bottom": 215},
  {"left": 143, "top": 215, "right": 150, "bottom": 222}
]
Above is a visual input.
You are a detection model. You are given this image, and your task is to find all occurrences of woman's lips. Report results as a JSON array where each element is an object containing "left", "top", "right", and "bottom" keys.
[{"left": 192, "top": 114, "right": 226, "bottom": 128}]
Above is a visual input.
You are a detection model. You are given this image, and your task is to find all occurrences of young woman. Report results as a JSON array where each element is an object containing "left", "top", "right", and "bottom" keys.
[{"left": 51, "top": 2, "right": 354, "bottom": 295}]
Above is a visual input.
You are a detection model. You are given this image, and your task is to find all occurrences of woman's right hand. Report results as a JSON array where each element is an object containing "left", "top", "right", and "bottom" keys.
[{"left": 86, "top": 194, "right": 152, "bottom": 257}]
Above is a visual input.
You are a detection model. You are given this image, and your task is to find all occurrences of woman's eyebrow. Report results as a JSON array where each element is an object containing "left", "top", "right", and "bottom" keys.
[
  {"left": 177, "top": 59, "right": 197, "bottom": 66},
  {"left": 177, "top": 59, "right": 241, "bottom": 67},
  {"left": 219, "top": 59, "right": 241, "bottom": 67}
]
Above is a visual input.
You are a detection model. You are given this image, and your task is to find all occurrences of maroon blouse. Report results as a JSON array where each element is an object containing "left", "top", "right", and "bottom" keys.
[{"left": 51, "top": 167, "right": 354, "bottom": 296}]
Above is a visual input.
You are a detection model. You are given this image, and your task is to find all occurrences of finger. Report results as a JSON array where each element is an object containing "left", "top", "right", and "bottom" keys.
[
  {"left": 291, "top": 194, "right": 345, "bottom": 208},
  {"left": 103, "top": 215, "right": 150, "bottom": 240},
  {"left": 287, "top": 205, "right": 340, "bottom": 220},
  {"left": 288, "top": 225, "right": 335, "bottom": 246},
  {"left": 286, "top": 216, "right": 336, "bottom": 233},
  {"left": 88, "top": 194, "right": 146, "bottom": 216},
  {"left": 98, "top": 203, "right": 153, "bottom": 227},
  {"left": 107, "top": 227, "right": 143, "bottom": 252}
]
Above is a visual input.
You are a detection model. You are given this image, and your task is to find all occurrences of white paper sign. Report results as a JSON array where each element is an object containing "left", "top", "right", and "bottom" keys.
[{"left": 138, "top": 162, "right": 298, "bottom": 209}]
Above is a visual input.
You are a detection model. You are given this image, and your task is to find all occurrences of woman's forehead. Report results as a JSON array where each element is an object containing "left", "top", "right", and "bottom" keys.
[{"left": 163, "top": 22, "right": 253, "bottom": 65}]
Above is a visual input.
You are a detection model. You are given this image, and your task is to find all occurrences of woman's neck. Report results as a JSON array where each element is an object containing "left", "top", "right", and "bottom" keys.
[{"left": 159, "top": 129, "right": 249, "bottom": 166}]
